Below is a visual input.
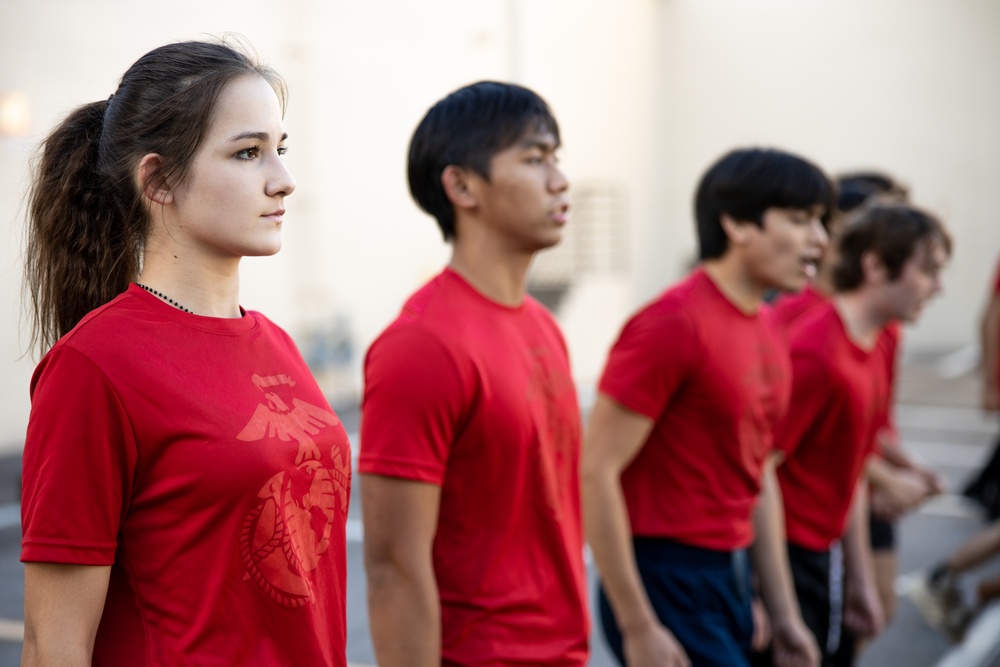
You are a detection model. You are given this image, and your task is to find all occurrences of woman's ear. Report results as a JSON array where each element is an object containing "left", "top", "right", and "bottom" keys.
[
  {"left": 137, "top": 153, "right": 173, "bottom": 205},
  {"left": 441, "top": 165, "right": 478, "bottom": 211}
]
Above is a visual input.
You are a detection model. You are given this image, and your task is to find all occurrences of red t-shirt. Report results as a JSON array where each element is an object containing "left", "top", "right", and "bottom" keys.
[
  {"left": 360, "top": 268, "right": 589, "bottom": 666},
  {"left": 21, "top": 284, "right": 350, "bottom": 666},
  {"left": 776, "top": 302, "right": 889, "bottom": 550},
  {"left": 774, "top": 286, "right": 901, "bottom": 444},
  {"left": 598, "top": 268, "right": 791, "bottom": 550},
  {"left": 773, "top": 284, "right": 827, "bottom": 332}
]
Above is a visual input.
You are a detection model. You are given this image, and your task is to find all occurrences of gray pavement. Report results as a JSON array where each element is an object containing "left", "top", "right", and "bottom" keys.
[{"left": 2, "top": 353, "right": 999, "bottom": 666}]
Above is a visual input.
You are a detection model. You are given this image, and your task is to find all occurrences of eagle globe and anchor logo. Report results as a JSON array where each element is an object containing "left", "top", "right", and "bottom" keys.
[{"left": 236, "top": 373, "right": 351, "bottom": 607}]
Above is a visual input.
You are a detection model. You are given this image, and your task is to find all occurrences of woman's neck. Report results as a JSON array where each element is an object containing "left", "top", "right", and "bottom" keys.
[{"left": 139, "top": 250, "right": 242, "bottom": 318}]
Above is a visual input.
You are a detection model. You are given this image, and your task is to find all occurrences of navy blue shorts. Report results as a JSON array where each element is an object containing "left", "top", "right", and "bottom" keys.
[{"left": 598, "top": 537, "right": 754, "bottom": 666}]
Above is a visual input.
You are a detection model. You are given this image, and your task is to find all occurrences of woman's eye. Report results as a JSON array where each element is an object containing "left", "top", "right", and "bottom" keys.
[
  {"left": 277, "top": 146, "right": 289, "bottom": 156},
  {"left": 236, "top": 146, "right": 260, "bottom": 160}
]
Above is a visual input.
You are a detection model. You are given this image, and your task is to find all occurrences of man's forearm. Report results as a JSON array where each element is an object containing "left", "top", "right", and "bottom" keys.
[
  {"left": 751, "top": 461, "right": 801, "bottom": 624},
  {"left": 367, "top": 563, "right": 441, "bottom": 667},
  {"left": 842, "top": 482, "right": 875, "bottom": 589},
  {"left": 582, "top": 471, "right": 659, "bottom": 634},
  {"left": 982, "top": 299, "right": 1000, "bottom": 392}
]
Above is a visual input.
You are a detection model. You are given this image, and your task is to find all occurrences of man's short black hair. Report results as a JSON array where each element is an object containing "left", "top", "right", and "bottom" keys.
[
  {"left": 694, "top": 148, "right": 834, "bottom": 260},
  {"left": 407, "top": 81, "right": 560, "bottom": 241},
  {"left": 836, "top": 171, "right": 909, "bottom": 214}
]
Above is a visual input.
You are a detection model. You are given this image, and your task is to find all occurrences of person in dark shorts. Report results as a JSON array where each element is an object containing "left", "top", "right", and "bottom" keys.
[
  {"left": 583, "top": 147, "right": 832, "bottom": 667},
  {"left": 762, "top": 204, "right": 951, "bottom": 667},
  {"left": 772, "top": 172, "right": 945, "bottom": 664}
]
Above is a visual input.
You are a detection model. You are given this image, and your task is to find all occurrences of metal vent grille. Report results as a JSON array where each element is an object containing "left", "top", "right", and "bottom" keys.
[{"left": 528, "top": 183, "right": 627, "bottom": 311}]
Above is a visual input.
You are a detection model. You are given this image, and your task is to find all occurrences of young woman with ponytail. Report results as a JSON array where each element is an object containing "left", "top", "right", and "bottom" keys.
[{"left": 20, "top": 40, "right": 350, "bottom": 666}]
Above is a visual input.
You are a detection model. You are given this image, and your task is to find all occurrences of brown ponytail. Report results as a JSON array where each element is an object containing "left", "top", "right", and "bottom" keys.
[
  {"left": 24, "top": 99, "right": 143, "bottom": 353},
  {"left": 23, "top": 38, "right": 286, "bottom": 354}
]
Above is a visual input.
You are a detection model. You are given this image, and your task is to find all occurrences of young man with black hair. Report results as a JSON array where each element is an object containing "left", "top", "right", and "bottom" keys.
[
  {"left": 583, "top": 147, "right": 831, "bottom": 667},
  {"left": 359, "top": 82, "right": 588, "bottom": 666},
  {"left": 770, "top": 204, "right": 950, "bottom": 666}
]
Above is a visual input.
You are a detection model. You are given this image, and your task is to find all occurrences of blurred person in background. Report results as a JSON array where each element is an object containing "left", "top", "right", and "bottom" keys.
[
  {"left": 907, "top": 257, "right": 1000, "bottom": 642},
  {"left": 757, "top": 204, "right": 951, "bottom": 667},
  {"left": 908, "top": 520, "right": 1000, "bottom": 642},
  {"left": 583, "top": 147, "right": 831, "bottom": 667},
  {"left": 962, "top": 255, "right": 1000, "bottom": 518},
  {"left": 20, "top": 39, "right": 351, "bottom": 666},
  {"left": 771, "top": 172, "right": 945, "bottom": 665},
  {"left": 359, "top": 81, "right": 589, "bottom": 667}
]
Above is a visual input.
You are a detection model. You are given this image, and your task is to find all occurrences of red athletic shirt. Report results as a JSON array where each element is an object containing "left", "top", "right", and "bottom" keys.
[
  {"left": 773, "top": 284, "right": 827, "bottom": 332},
  {"left": 774, "top": 286, "right": 901, "bottom": 443},
  {"left": 598, "top": 268, "right": 791, "bottom": 550},
  {"left": 776, "top": 302, "right": 889, "bottom": 550},
  {"left": 360, "top": 268, "right": 589, "bottom": 666},
  {"left": 21, "top": 284, "right": 350, "bottom": 667}
]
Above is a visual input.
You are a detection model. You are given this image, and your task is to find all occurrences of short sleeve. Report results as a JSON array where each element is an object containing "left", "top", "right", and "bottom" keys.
[
  {"left": 21, "top": 347, "right": 138, "bottom": 565},
  {"left": 359, "top": 326, "right": 469, "bottom": 485},
  {"left": 598, "top": 306, "right": 701, "bottom": 420},
  {"left": 774, "top": 352, "right": 834, "bottom": 458}
]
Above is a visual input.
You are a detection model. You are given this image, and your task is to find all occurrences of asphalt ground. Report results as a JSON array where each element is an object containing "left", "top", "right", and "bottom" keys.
[{"left": 0, "top": 351, "right": 998, "bottom": 666}]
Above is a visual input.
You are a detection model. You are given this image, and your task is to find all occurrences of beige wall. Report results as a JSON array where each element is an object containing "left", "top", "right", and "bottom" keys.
[
  {"left": 646, "top": 0, "right": 1000, "bottom": 345},
  {"left": 1, "top": 0, "right": 998, "bottom": 452}
]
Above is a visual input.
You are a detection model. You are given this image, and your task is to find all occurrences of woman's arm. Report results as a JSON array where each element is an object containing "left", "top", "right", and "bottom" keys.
[{"left": 22, "top": 563, "right": 110, "bottom": 667}]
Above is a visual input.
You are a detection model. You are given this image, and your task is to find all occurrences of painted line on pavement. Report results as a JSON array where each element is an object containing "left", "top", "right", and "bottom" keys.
[
  {"left": 896, "top": 404, "right": 998, "bottom": 434},
  {"left": 904, "top": 441, "right": 990, "bottom": 469},
  {"left": 0, "top": 618, "right": 23, "bottom": 642},
  {"left": 346, "top": 518, "right": 363, "bottom": 543},
  {"left": 916, "top": 493, "right": 984, "bottom": 519}
]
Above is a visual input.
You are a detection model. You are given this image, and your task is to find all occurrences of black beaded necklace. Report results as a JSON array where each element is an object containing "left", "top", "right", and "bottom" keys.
[{"left": 136, "top": 283, "right": 192, "bottom": 314}]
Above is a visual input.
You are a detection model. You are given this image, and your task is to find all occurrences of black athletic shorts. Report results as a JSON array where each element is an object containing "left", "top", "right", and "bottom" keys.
[
  {"left": 869, "top": 513, "right": 896, "bottom": 551},
  {"left": 750, "top": 542, "right": 844, "bottom": 667}
]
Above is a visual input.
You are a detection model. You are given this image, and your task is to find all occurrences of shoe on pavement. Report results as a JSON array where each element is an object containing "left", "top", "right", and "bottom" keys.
[{"left": 906, "top": 571, "right": 974, "bottom": 643}]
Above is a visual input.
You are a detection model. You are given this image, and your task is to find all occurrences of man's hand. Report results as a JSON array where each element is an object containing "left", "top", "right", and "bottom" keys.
[
  {"left": 751, "top": 596, "right": 772, "bottom": 652},
  {"left": 869, "top": 468, "right": 934, "bottom": 520},
  {"left": 771, "top": 615, "right": 821, "bottom": 667},
  {"left": 913, "top": 463, "right": 947, "bottom": 496},
  {"left": 623, "top": 622, "right": 692, "bottom": 667},
  {"left": 844, "top": 580, "right": 885, "bottom": 638}
]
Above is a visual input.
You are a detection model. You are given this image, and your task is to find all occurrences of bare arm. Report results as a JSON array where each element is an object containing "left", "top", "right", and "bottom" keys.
[
  {"left": 752, "top": 455, "right": 820, "bottom": 667},
  {"left": 361, "top": 474, "right": 442, "bottom": 667},
  {"left": 871, "top": 433, "right": 945, "bottom": 499},
  {"left": 581, "top": 393, "right": 690, "bottom": 667},
  {"left": 841, "top": 477, "right": 884, "bottom": 638},
  {"left": 981, "top": 293, "right": 1000, "bottom": 411},
  {"left": 22, "top": 563, "right": 110, "bottom": 667}
]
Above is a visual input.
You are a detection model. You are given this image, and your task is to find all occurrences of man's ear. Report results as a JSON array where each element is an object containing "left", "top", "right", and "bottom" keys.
[
  {"left": 137, "top": 153, "right": 173, "bottom": 206},
  {"left": 720, "top": 213, "right": 755, "bottom": 247},
  {"left": 861, "top": 250, "right": 888, "bottom": 285},
  {"left": 441, "top": 165, "right": 478, "bottom": 211}
]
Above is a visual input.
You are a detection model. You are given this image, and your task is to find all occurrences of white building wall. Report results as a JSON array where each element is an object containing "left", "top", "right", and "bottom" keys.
[
  {"left": 647, "top": 0, "right": 1000, "bottom": 350},
  {"left": 1, "top": 0, "right": 997, "bottom": 452}
]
